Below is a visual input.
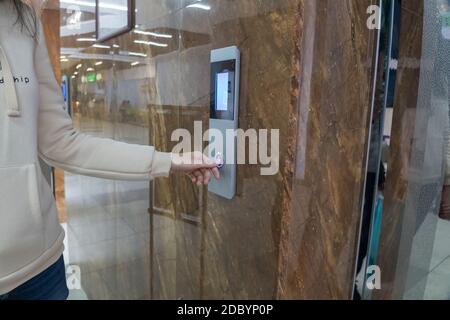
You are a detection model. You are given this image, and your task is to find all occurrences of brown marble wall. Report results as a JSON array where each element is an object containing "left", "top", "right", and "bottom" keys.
[
  {"left": 40, "top": 2, "right": 60, "bottom": 79},
  {"left": 199, "top": 0, "right": 302, "bottom": 300},
  {"left": 276, "top": 0, "right": 378, "bottom": 299},
  {"left": 147, "top": 0, "right": 302, "bottom": 299},
  {"left": 148, "top": 0, "right": 377, "bottom": 300}
]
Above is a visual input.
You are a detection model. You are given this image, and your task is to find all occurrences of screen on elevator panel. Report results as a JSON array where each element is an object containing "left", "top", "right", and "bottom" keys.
[
  {"left": 210, "top": 59, "right": 235, "bottom": 121},
  {"left": 216, "top": 72, "right": 229, "bottom": 111}
]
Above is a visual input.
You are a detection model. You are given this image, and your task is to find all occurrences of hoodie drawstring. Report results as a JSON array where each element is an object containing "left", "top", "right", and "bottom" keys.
[{"left": 0, "top": 45, "right": 20, "bottom": 117}]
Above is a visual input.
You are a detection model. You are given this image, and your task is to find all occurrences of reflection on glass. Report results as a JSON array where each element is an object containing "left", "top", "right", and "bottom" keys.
[
  {"left": 55, "top": 0, "right": 450, "bottom": 300},
  {"left": 361, "top": 0, "right": 450, "bottom": 300}
]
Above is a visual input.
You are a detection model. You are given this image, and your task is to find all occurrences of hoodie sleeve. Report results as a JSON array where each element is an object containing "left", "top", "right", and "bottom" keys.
[{"left": 35, "top": 21, "right": 172, "bottom": 180}]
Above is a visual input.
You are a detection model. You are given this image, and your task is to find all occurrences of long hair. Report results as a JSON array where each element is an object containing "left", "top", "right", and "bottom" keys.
[{"left": 8, "top": 0, "right": 38, "bottom": 39}]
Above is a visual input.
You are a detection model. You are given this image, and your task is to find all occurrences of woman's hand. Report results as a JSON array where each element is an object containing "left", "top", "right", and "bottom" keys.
[
  {"left": 170, "top": 151, "right": 220, "bottom": 185},
  {"left": 439, "top": 185, "right": 450, "bottom": 220}
]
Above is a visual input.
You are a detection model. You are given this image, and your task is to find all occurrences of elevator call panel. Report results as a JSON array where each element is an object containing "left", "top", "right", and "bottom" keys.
[{"left": 208, "top": 46, "right": 240, "bottom": 199}]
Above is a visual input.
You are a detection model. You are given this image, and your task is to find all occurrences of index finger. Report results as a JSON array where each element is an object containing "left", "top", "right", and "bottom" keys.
[
  {"left": 202, "top": 154, "right": 218, "bottom": 168},
  {"left": 211, "top": 167, "right": 220, "bottom": 180}
]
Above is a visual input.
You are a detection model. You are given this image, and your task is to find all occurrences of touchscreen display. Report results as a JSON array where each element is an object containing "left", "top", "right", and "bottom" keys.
[
  {"left": 216, "top": 72, "right": 229, "bottom": 111},
  {"left": 210, "top": 59, "right": 236, "bottom": 121}
]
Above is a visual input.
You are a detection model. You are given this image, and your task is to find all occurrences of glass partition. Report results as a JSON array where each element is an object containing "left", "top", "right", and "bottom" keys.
[
  {"left": 52, "top": 0, "right": 427, "bottom": 300},
  {"left": 360, "top": 0, "right": 450, "bottom": 300},
  {"left": 60, "top": 0, "right": 307, "bottom": 300}
]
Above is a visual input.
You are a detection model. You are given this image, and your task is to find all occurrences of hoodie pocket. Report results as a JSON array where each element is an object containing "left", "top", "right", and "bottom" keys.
[{"left": 0, "top": 164, "right": 45, "bottom": 278}]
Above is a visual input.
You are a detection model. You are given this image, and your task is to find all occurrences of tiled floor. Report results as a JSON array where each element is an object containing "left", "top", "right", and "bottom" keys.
[
  {"left": 424, "top": 219, "right": 450, "bottom": 299},
  {"left": 63, "top": 169, "right": 178, "bottom": 300},
  {"left": 405, "top": 215, "right": 450, "bottom": 300}
]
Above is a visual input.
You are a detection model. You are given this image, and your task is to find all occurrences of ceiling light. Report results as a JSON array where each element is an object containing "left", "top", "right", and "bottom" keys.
[
  {"left": 76, "top": 38, "right": 96, "bottom": 42},
  {"left": 133, "top": 29, "right": 173, "bottom": 38},
  {"left": 186, "top": 3, "right": 211, "bottom": 10},
  {"left": 134, "top": 40, "right": 168, "bottom": 47},
  {"left": 120, "top": 51, "right": 148, "bottom": 58},
  {"left": 76, "top": 64, "right": 82, "bottom": 69},
  {"left": 131, "top": 62, "right": 139, "bottom": 66},
  {"left": 95, "top": 61, "right": 103, "bottom": 66},
  {"left": 93, "top": 44, "right": 111, "bottom": 49},
  {"left": 86, "top": 67, "right": 94, "bottom": 72}
]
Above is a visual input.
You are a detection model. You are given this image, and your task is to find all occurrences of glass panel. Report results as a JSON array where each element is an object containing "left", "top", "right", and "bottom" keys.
[
  {"left": 369, "top": 0, "right": 450, "bottom": 300},
  {"left": 60, "top": 0, "right": 156, "bottom": 299},
  {"left": 153, "top": 0, "right": 303, "bottom": 299},
  {"left": 58, "top": 0, "right": 308, "bottom": 299},
  {"left": 36, "top": 0, "right": 450, "bottom": 300},
  {"left": 56, "top": 0, "right": 378, "bottom": 300}
]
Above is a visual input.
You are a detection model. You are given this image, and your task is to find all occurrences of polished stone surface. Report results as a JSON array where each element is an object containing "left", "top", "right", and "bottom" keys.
[
  {"left": 114, "top": 0, "right": 303, "bottom": 300},
  {"left": 149, "top": 0, "right": 302, "bottom": 299},
  {"left": 59, "top": 0, "right": 377, "bottom": 300},
  {"left": 277, "top": 0, "right": 377, "bottom": 299}
]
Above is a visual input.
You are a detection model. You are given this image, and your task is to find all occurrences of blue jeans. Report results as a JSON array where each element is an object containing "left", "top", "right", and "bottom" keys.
[{"left": 0, "top": 256, "right": 69, "bottom": 301}]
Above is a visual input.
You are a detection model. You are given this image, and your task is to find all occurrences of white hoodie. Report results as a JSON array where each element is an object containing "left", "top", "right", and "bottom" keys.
[{"left": 0, "top": 3, "right": 172, "bottom": 295}]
